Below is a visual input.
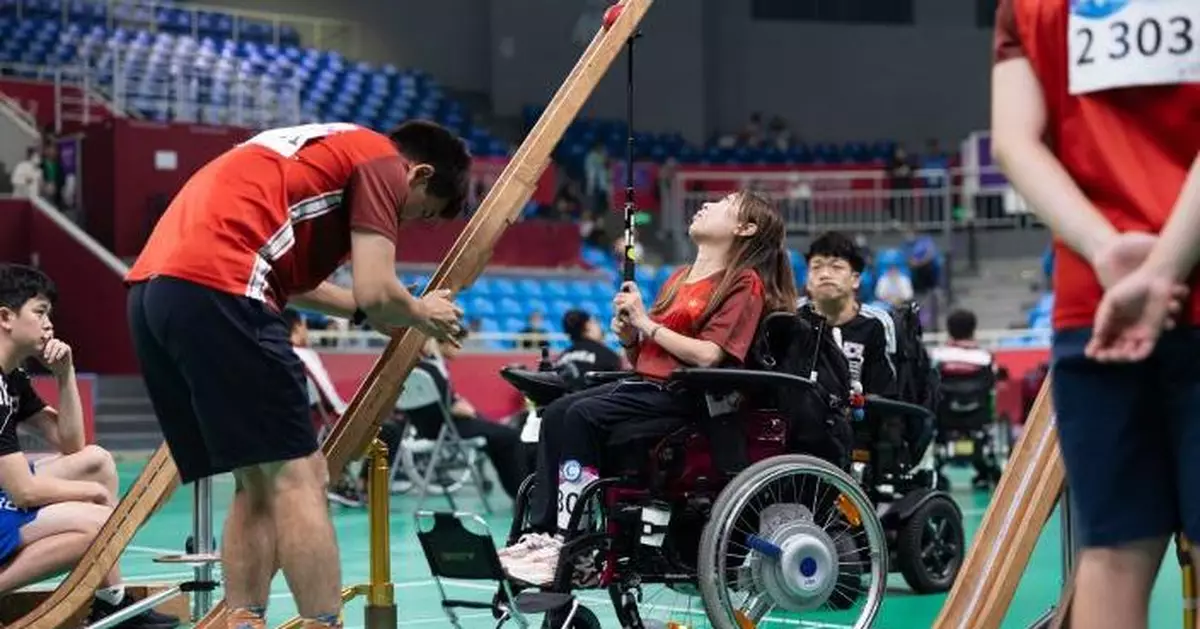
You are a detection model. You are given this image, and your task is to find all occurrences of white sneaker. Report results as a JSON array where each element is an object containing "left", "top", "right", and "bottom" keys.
[
  {"left": 501, "top": 537, "right": 564, "bottom": 585},
  {"left": 497, "top": 533, "right": 560, "bottom": 561}
]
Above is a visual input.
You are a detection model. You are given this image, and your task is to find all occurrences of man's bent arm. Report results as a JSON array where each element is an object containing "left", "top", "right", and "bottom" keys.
[
  {"left": 1139, "top": 154, "right": 1200, "bottom": 281},
  {"left": 289, "top": 281, "right": 358, "bottom": 319},
  {"left": 350, "top": 230, "right": 426, "bottom": 329},
  {"left": 991, "top": 58, "right": 1117, "bottom": 263},
  {"left": 0, "top": 454, "right": 101, "bottom": 508}
]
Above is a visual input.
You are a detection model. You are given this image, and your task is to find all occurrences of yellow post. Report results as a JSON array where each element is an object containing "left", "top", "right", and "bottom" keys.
[
  {"left": 364, "top": 438, "right": 396, "bottom": 629},
  {"left": 1181, "top": 534, "right": 1196, "bottom": 629}
]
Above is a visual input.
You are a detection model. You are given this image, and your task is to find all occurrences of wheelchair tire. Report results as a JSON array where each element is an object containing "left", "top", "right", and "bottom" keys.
[
  {"left": 697, "top": 454, "right": 888, "bottom": 629},
  {"left": 896, "top": 494, "right": 965, "bottom": 594},
  {"left": 541, "top": 603, "right": 601, "bottom": 629}
]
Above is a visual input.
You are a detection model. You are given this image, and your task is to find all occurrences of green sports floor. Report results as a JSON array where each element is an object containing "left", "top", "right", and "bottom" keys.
[{"left": 46, "top": 459, "right": 1192, "bottom": 629}]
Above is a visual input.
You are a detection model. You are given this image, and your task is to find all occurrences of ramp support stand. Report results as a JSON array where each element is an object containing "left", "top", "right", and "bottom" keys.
[
  {"left": 193, "top": 475, "right": 216, "bottom": 620},
  {"left": 1027, "top": 488, "right": 1079, "bottom": 629},
  {"left": 278, "top": 437, "right": 395, "bottom": 629},
  {"left": 365, "top": 437, "right": 397, "bottom": 629}
]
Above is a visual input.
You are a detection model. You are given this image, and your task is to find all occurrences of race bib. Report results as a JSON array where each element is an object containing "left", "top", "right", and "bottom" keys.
[
  {"left": 556, "top": 460, "right": 598, "bottom": 531},
  {"left": 1069, "top": 0, "right": 1200, "bottom": 95},
  {"left": 242, "top": 122, "right": 360, "bottom": 157}
]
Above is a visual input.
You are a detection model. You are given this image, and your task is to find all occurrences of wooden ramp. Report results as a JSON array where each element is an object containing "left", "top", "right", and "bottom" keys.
[
  {"left": 193, "top": 1, "right": 658, "bottom": 627},
  {"left": 934, "top": 377, "right": 1066, "bottom": 629}
]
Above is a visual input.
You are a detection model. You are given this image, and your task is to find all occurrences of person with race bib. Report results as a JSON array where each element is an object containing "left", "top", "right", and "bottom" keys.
[
  {"left": 992, "top": 0, "right": 1199, "bottom": 627},
  {"left": 496, "top": 191, "right": 798, "bottom": 586},
  {"left": 124, "top": 121, "right": 471, "bottom": 629}
]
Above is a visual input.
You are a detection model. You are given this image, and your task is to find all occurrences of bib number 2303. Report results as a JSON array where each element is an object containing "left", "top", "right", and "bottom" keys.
[{"left": 1069, "top": 0, "right": 1200, "bottom": 95}]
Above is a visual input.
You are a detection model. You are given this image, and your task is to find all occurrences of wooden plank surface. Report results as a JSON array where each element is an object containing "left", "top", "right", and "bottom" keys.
[{"left": 933, "top": 376, "right": 1065, "bottom": 629}]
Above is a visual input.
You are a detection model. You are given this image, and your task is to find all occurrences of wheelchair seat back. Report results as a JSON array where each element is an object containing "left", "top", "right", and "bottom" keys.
[{"left": 937, "top": 365, "right": 995, "bottom": 433}]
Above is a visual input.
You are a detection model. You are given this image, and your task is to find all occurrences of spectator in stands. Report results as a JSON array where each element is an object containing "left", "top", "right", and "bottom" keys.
[
  {"left": 9, "top": 148, "right": 41, "bottom": 199},
  {"left": 875, "top": 264, "right": 914, "bottom": 307},
  {"left": 408, "top": 335, "right": 526, "bottom": 499},
  {"left": 39, "top": 143, "right": 63, "bottom": 209},
  {"left": 584, "top": 142, "right": 610, "bottom": 212},
  {"left": 519, "top": 311, "right": 551, "bottom": 350},
  {"left": 929, "top": 309, "right": 999, "bottom": 487},
  {"left": 905, "top": 228, "right": 940, "bottom": 296},
  {"left": 887, "top": 146, "right": 915, "bottom": 220},
  {"left": 0, "top": 264, "right": 179, "bottom": 628},
  {"left": 554, "top": 310, "right": 623, "bottom": 379}
]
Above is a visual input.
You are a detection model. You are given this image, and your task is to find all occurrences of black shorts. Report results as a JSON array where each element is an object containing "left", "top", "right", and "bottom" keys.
[
  {"left": 127, "top": 276, "right": 318, "bottom": 483},
  {"left": 1053, "top": 327, "right": 1200, "bottom": 547}
]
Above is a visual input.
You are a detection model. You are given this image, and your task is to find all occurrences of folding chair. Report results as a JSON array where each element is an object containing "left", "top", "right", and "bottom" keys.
[
  {"left": 415, "top": 511, "right": 586, "bottom": 629},
  {"left": 394, "top": 368, "right": 494, "bottom": 514}
]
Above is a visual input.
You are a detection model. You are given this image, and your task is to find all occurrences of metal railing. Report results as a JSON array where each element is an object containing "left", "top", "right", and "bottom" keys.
[
  {"left": 664, "top": 166, "right": 1041, "bottom": 245},
  {"left": 3, "top": 0, "right": 360, "bottom": 56},
  {"left": 304, "top": 326, "right": 1051, "bottom": 354}
]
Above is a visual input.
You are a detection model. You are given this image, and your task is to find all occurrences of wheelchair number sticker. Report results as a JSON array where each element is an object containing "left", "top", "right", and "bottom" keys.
[{"left": 1068, "top": 0, "right": 1200, "bottom": 95}]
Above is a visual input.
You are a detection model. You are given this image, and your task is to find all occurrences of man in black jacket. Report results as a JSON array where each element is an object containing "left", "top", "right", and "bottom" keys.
[{"left": 802, "top": 232, "right": 924, "bottom": 473}]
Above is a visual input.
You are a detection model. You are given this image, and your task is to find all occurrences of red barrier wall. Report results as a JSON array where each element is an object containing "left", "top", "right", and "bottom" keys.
[
  {"left": 395, "top": 220, "right": 581, "bottom": 266},
  {"left": 0, "top": 200, "right": 137, "bottom": 375},
  {"left": 30, "top": 374, "right": 97, "bottom": 445},
  {"left": 319, "top": 348, "right": 1052, "bottom": 421},
  {"left": 0, "top": 200, "right": 31, "bottom": 262}
]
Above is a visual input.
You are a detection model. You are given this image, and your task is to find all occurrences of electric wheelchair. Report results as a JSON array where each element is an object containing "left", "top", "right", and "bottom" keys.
[
  {"left": 933, "top": 362, "right": 1006, "bottom": 490},
  {"left": 477, "top": 312, "right": 953, "bottom": 628}
]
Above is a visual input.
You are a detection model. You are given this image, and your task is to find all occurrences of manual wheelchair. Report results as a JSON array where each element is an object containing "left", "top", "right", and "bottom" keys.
[{"left": 466, "top": 312, "right": 913, "bottom": 629}]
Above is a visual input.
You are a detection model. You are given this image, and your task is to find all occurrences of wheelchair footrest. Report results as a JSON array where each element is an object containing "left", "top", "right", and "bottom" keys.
[
  {"left": 442, "top": 599, "right": 494, "bottom": 610},
  {"left": 514, "top": 591, "right": 575, "bottom": 615}
]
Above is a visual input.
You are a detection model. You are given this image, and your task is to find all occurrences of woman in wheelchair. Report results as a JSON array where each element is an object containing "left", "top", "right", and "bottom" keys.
[{"left": 498, "top": 190, "right": 799, "bottom": 585}]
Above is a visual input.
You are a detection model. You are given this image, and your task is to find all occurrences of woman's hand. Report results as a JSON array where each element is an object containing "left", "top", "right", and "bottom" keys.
[
  {"left": 610, "top": 314, "right": 638, "bottom": 347},
  {"left": 613, "top": 282, "right": 651, "bottom": 329}
]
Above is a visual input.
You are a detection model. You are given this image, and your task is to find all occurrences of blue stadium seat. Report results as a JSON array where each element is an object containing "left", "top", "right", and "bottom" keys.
[{"left": 497, "top": 297, "right": 524, "bottom": 318}]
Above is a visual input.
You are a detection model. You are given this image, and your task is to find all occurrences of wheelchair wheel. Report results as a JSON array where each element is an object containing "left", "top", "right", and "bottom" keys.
[
  {"left": 897, "top": 494, "right": 964, "bottom": 594},
  {"left": 698, "top": 454, "right": 887, "bottom": 629},
  {"left": 542, "top": 603, "right": 601, "bottom": 629}
]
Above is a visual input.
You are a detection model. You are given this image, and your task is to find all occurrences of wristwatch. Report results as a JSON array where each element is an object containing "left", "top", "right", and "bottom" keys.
[{"left": 352, "top": 308, "right": 368, "bottom": 326}]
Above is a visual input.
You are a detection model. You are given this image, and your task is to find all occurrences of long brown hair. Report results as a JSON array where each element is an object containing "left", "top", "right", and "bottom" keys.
[{"left": 649, "top": 191, "right": 798, "bottom": 328}]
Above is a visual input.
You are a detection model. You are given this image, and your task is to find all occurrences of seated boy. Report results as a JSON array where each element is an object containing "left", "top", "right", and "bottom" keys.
[{"left": 0, "top": 264, "right": 178, "bottom": 628}]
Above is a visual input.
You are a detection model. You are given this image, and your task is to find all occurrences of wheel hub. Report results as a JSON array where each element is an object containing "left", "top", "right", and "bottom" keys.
[{"left": 743, "top": 506, "right": 840, "bottom": 613}]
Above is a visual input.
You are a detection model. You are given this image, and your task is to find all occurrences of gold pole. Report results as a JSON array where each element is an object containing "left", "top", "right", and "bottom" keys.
[
  {"left": 364, "top": 438, "right": 397, "bottom": 629},
  {"left": 1180, "top": 534, "right": 1196, "bottom": 629}
]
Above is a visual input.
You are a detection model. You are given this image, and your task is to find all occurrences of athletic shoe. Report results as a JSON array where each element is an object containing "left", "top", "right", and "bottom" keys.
[
  {"left": 497, "top": 532, "right": 560, "bottom": 561},
  {"left": 88, "top": 598, "right": 180, "bottom": 629},
  {"left": 226, "top": 608, "right": 267, "bottom": 629},
  {"left": 501, "top": 537, "right": 564, "bottom": 585}
]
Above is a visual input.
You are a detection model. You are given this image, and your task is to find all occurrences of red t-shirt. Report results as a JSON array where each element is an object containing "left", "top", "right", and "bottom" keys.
[
  {"left": 634, "top": 267, "right": 766, "bottom": 381},
  {"left": 126, "top": 123, "right": 409, "bottom": 310},
  {"left": 995, "top": 0, "right": 1200, "bottom": 330}
]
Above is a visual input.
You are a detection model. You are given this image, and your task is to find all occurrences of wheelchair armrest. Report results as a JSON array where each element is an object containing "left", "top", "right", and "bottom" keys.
[
  {"left": 668, "top": 367, "right": 817, "bottom": 394},
  {"left": 583, "top": 370, "right": 635, "bottom": 386},
  {"left": 863, "top": 395, "right": 935, "bottom": 423}
]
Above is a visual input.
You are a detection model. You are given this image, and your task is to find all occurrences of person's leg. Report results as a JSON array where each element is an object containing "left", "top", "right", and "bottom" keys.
[
  {"left": 266, "top": 452, "right": 341, "bottom": 620},
  {"left": 454, "top": 415, "right": 525, "bottom": 498},
  {"left": 526, "top": 382, "right": 621, "bottom": 533},
  {"left": 1158, "top": 328, "right": 1200, "bottom": 629},
  {"left": 137, "top": 277, "right": 331, "bottom": 626},
  {"left": 32, "top": 445, "right": 119, "bottom": 505},
  {"left": 1052, "top": 328, "right": 1173, "bottom": 629},
  {"left": 0, "top": 501, "right": 109, "bottom": 592}
]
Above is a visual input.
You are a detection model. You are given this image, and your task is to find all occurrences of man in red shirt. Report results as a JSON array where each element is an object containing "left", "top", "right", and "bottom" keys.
[
  {"left": 991, "top": 1, "right": 1200, "bottom": 627},
  {"left": 125, "top": 121, "right": 469, "bottom": 629}
]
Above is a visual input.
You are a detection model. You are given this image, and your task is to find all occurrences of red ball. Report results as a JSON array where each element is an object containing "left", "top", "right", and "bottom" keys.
[{"left": 602, "top": 3, "right": 624, "bottom": 30}]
